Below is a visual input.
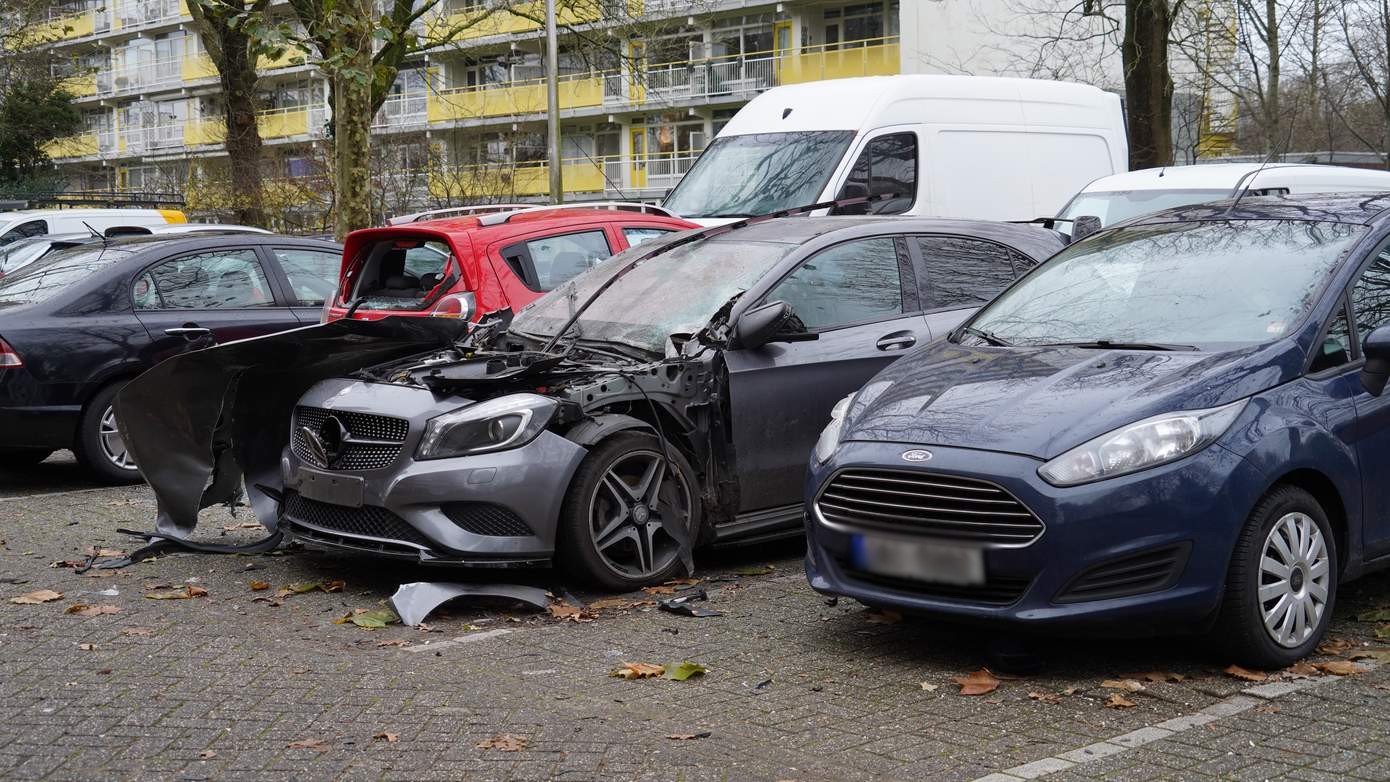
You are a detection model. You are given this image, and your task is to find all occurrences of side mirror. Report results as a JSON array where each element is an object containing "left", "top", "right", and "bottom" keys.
[
  {"left": 1362, "top": 325, "right": 1390, "bottom": 395},
  {"left": 735, "top": 300, "right": 816, "bottom": 349},
  {"left": 1070, "top": 215, "right": 1102, "bottom": 242}
]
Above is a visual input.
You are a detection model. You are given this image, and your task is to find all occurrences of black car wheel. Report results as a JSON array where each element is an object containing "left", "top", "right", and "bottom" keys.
[
  {"left": 557, "top": 432, "right": 700, "bottom": 590},
  {"left": 1216, "top": 485, "right": 1337, "bottom": 669},
  {"left": 74, "top": 381, "right": 143, "bottom": 485},
  {"left": 0, "top": 448, "right": 53, "bottom": 469}
]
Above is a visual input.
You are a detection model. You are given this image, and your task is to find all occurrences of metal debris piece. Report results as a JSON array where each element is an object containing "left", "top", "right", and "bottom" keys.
[
  {"left": 389, "top": 582, "right": 551, "bottom": 626},
  {"left": 658, "top": 588, "right": 723, "bottom": 618}
]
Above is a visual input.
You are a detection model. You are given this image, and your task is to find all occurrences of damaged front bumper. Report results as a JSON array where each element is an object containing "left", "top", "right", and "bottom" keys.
[{"left": 277, "top": 378, "right": 587, "bottom": 567}]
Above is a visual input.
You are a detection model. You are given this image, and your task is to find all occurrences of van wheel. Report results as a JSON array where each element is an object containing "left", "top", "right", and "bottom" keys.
[
  {"left": 74, "top": 381, "right": 143, "bottom": 485},
  {"left": 0, "top": 449, "right": 53, "bottom": 469},
  {"left": 556, "top": 432, "right": 700, "bottom": 591},
  {"left": 1215, "top": 486, "right": 1337, "bottom": 669}
]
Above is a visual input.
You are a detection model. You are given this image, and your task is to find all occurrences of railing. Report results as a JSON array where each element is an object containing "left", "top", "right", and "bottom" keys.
[
  {"left": 428, "top": 0, "right": 601, "bottom": 43},
  {"left": 57, "top": 72, "right": 99, "bottom": 98},
  {"left": 104, "top": 55, "right": 185, "bottom": 96},
  {"left": 185, "top": 106, "right": 326, "bottom": 146},
  {"left": 43, "top": 133, "right": 100, "bottom": 160},
  {"left": 23, "top": 9, "right": 97, "bottom": 44},
  {"left": 428, "top": 73, "right": 603, "bottom": 122},
  {"left": 374, "top": 92, "right": 429, "bottom": 129},
  {"left": 114, "top": 0, "right": 185, "bottom": 32},
  {"left": 428, "top": 151, "right": 699, "bottom": 200}
]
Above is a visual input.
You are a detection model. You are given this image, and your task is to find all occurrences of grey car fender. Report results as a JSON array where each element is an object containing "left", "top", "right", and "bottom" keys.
[{"left": 564, "top": 413, "right": 657, "bottom": 448}]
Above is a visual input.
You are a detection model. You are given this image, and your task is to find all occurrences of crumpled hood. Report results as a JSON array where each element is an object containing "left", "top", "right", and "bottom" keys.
[{"left": 841, "top": 341, "right": 1297, "bottom": 459}]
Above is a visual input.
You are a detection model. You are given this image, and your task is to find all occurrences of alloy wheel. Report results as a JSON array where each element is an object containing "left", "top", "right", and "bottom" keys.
[
  {"left": 98, "top": 404, "right": 138, "bottom": 472},
  {"left": 1259, "top": 512, "right": 1331, "bottom": 648},
  {"left": 586, "top": 449, "right": 692, "bottom": 579}
]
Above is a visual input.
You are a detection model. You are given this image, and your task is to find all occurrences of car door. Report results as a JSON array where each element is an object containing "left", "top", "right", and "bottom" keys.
[
  {"left": 132, "top": 246, "right": 301, "bottom": 366},
  {"left": 1343, "top": 246, "right": 1390, "bottom": 555},
  {"left": 489, "top": 227, "right": 614, "bottom": 308},
  {"left": 263, "top": 245, "right": 345, "bottom": 323},
  {"left": 913, "top": 234, "right": 1037, "bottom": 337},
  {"left": 724, "top": 235, "right": 926, "bottom": 513}
]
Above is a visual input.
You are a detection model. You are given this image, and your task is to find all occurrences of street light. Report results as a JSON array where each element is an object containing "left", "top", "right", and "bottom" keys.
[{"left": 545, "top": 0, "right": 562, "bottom": 204}]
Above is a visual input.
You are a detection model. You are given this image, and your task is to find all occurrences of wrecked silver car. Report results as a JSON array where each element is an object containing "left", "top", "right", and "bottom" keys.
[{"left": 122, "top": 215, "right": 1063, "bottom": 589}]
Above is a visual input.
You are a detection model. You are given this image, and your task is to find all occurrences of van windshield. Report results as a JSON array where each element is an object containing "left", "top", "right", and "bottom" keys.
[
  {"left": 1057, "top": 189, "right": 1232, "bottom": 226},
  {"left": 662, "top": 131, "right": 856, "bottom": 219}
]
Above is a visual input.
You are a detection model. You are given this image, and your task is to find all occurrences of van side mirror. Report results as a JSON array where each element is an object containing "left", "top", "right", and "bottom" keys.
[
  {"left": 1362, "top": 325, "right": 1390, "bottom": 395},
  {"left": 735, "top": 300, "right": 817, "bottom": 349},
  {"left": 1070, "top": 215, "right": 1102, "bottom": 242}
]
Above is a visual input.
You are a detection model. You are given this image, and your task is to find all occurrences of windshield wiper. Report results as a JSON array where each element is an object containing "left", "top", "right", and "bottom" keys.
[
  {"left": 703, "top": 212, "right": 757, "bottom": 218},
  {"left": 959, "top": 326, "right": 1012, "bottom": 347},
  {"left": 1039, "top": 339, "right": 1198, "bottom": 352}
]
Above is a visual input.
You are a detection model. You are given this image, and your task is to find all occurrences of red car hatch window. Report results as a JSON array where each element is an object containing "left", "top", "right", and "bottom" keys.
[{"left": 341, "top": 236, "right": 462, "bottom": 313}]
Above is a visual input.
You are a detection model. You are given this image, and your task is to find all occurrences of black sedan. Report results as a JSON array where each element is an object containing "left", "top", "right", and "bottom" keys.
[{"left": 0, "top": 232, "right": 342, "bottom": 482}]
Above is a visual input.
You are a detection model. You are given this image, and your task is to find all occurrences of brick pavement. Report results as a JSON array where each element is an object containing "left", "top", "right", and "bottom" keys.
[{"left": 4, "top": 455, "right": 1390, "bottom": 781}]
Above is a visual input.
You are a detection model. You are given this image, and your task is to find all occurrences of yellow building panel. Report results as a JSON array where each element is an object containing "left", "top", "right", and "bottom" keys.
[
  {"left": 59, "top": 73, "right": 98, "bottom": 98},
  {"left": 258, "top": 109, "right": 309, "bottom": 139},
  {"left": 778, "top": 41, "right": 900, "bottom": 85},
  {"left": 429, "top": 159, "right": 605, "bottom": 199},
  {"left": 44, "top": 133, "right": 99, "bottom": 160},
  {"left": 431, "top": 0, "right": 599, "bottom": 43},
  {"left": 258, "top": 47, "right": 309, "bottom": 71},
  {"left": 21, "top": 10, "right": 95, "bottom": 44},
  {"left": 183, "top": 54, "right": 219, "bottom": 81},
  {"left": 184, "top": 118, "right": 225, "bottom": 146},
  {"left": 429, "top": 76, "right": 602, "bottom": 122}
]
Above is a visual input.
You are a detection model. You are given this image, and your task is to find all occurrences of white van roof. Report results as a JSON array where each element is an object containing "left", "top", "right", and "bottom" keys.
[
  {"left": 1080, "top": 163, "right": 1390, "bottom": 194},
  {"left": 0, "top": 208, "right": 178, "bottom": 221},
  {"left": 717, "top": 75, "right": 1123, "bottom": 137}
]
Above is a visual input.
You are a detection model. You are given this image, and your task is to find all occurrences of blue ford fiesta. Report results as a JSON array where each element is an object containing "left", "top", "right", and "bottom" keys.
[{"left": 804, "top": 194, "right": 1390, "bottom": 667}]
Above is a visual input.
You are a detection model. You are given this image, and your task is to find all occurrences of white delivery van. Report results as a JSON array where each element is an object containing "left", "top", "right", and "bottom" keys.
[
  {"left": 1057, "top": 163, "right": 1390, "bottom": 228},
  {"left": 0, "top": 208, "right": 187, "bottom": 247},
  {"left": 661, "top": 74, "right": 1127, "bottom": 225}
]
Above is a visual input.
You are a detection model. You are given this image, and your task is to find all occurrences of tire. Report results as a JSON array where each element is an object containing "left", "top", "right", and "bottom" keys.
[
  {"left": 0, "top": 448, "right": 53, "bottom": 469},
  {"left": 74, "top": 381, "right": 143, "bottom": 485},
  {"left": 1215, "top": 485, "right": 1338, "bottom": 668},
  {"left": 556, "top": 431, "right": 701, "bottom": 591}
]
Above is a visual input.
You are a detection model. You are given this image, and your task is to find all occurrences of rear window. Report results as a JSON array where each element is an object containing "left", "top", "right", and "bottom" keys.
[
  {"left": 500, "top": 230, "right": 612, "bottom": 292},
  {"left": 0, "top": 244, "right": 141, "bottom": 305},
  {"left": 348, "top": 238, "right": 455, "bottom": 311}
]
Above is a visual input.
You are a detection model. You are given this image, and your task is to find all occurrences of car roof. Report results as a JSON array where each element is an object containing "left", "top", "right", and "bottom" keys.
[
  {"left": 345, "top": 208, "right": 697, "bottom": 251},
  {"left": 91, "top": 232, "right": 341, "bottom": 256},
  {"left": 705, "top": 216, "right": 1065, "bottom": 260},
  {"left": 1081, "top": 163, "right": 1390, "bottom": 193},
  {"left": 1123, "top": 192, "right": 1390, "bottom": 226}
]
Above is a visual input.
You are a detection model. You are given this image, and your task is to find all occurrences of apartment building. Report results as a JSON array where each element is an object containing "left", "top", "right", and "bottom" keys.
[{"left": 34, "top": 0, "right": 1231, "bottom": 213}]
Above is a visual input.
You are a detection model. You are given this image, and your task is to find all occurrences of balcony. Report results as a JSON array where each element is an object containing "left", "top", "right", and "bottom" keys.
[
  {"left": 428, "top": 73, "right": 603, "bottom": 123},
  {"left": 43, "top": 133, "right": 100, "bottom": 160},
  {"left": 185, "top": 106, "right": 325, "bottom": 147},
  {"left": 103, "top": 56, "right": 185, "bottom": 97},
  {"left": 58, "top": 73, "right": 99, "bottom": 98},
  {"left": 22, "top": 9, "right": 96, "bottom": 45},
  {"left": 428, "top": 151, "right": 696, "bottom": 200},
  {"left": 429, "top": 0, "right": 600, "bottom": 43},
  {"left": 374, "top": 92, "right": 429, "bottom": 130},
  {"left": 182, "top": 54, "right": 220, "bottom": 82}
]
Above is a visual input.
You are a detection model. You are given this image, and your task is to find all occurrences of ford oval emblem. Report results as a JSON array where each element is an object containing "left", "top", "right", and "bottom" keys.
[{"left": 901, "top": 449, "right": 933, "bottom": 463}]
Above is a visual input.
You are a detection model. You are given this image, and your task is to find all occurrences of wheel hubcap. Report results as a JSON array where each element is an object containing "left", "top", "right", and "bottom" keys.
[
  {"left": 587, "top": 449, "right": 692, "bottom": 579},
  {"left": 1259, "top": 512, "right": 1330, "bottom": 648},
  {"left": 99, "top": 405, "right": 137, "bottom": 471}
]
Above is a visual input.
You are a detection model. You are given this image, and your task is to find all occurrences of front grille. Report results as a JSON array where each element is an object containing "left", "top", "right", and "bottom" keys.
[
  {"left": 817, "top": 469, "right": 1044, "bottom": 545},
  {"left": 282, "top": 491, "right": 434, "bottom": 549},
  {"left": 443, "top": 502, "right": 534, "bottom": 537},
  {"left": 291, "top": 406, "right": 409, "bottom": 470},
  {"left": 1054, "top": 543, "right": 1191, "bottom": 604},
  {"left": 837, "top": 559, "right": 1031, "bottom": 606}
]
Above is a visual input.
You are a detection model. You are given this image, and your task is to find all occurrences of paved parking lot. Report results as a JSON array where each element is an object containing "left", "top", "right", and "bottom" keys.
[{"left": 5, "top": 454, "right": 1390, "bottom": 781}]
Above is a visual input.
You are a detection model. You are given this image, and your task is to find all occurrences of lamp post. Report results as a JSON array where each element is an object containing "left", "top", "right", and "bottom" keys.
[{"left": 545, "top": 0, "right": 562, "bottom": 203}]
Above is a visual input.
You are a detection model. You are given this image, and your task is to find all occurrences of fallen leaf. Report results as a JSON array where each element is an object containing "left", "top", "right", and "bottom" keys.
[
  {"left": 1122, "top": 671, "right": 1186, "bottom": 683},
  {"left": 547, "top": 602, "right": 596, "bottom": 622},
  {"left": 665, "top": 578, "right": 702, "bottom": 586},
  {"left": 251, "top": 596, "right": 281, "bottom": 606},
  {"left": 373, "top": 732, "right": 398, "bottom": 743},
  {"left": 1284, "top": 661, "right": 1321, "bottom": 678},
  {"left": 1376, "top": 624, "right": 1390, "bottom": 640},
  {"left": 10, "top": 589, "right": 63, "bottom": 604},
  {"left": 1349, "top": 649, "right": 1390, "bottom": 664},
  {"left": 951, "top": 669, "right": 1000, "bottom": 696},
  {"left": 121, "top": 627, "right": 154, "bottom": 636},
  {"left": 78, "top": 643, "right": 96, "bottom": 651},
  {"left": 1061, "top": 686, "right": 1082, "bottom": 696},
  {"left": 1313, "top": 660, "right": 1364, "bottom": 676},
  {"left": 198, "top": 750, "right": 217, "bottom": 759},
  {"left": 733, "top": 564, "right": 775, "bottom": 576},
  {"left": 610, "top": 662, "right": 666, "bottom": 679},
  {"left": 96, "top": 668, "right": 112, "bottom": 675},
  {"left": 588, "top": 597, "right": 656, "bottom": 611},
  {"left": 666, "top": 732, "right": 711, "bottom": 740},
  {"left": 348, "top": 609, "right": 399, "bottom": 629},
  {"left": 1105, "top": 693, "right": 1138, "bottom": 709},
  {"left": 865, "top": 608, "right": 902, "bottom": 625},
  {"left": 65, "top": 604, "right": 121, "bottom": 617},
  {"left": 1223, "top": 664, "right": 1268, "bottom": 682},
  {"left": 1101, "top": 679, "right": 1146, "bottom": 692},
  {"left": 641, "top": 585, "right": 677, "bottom": 595},
  {"left": 1356, "top": 608, "right": 1390, "bottom": 623},
  {"left": 919, "top": 682, "right": 939, "bottom": 692},
  {"left": 321, "top": 580, "right": 345, "bottom": 593},
  {"left": 48, "top": 559, "right": 86, "bottom": 569},
  {"left": 375, "top": 639, "right": 409, "bottom": 648},
  {"left": 1255, "top": 703, "right": 1281, "bottom": 714},
  {"left": 222, "top": 522, "right": 262, "bottom": 531},
  {"left": 476, "top": 733, "right": 527, "bottom": 751},
  {"left": 1028, "top": 690, "right": 1062, "bottom": 704},
  {"left": 286, "top": 738, "right": 330, "bottom": 752},
  {"left": 249, "top": 580, "right": 270, "bottom": 591},
  {"left": 88, "top": 547, "right": 125, "bottom": 558},
  {"left": 1316, "top": 636, "right": 1354, "bottom": 655},
  {"left": 145, "top": 585, "right": 206, "bottom": 600},
  {"left": 664, "top": 661, "right": 708, "bottom": 681}
]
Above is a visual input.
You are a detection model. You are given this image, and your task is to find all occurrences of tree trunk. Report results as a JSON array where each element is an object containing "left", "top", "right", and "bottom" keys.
[
  {"left": 1264, "top": 0, "right": 1281, "bottom": 155},
  {"left": 333, "top": 30, "right": 374, "bottom": 239},
  {"left": 1123, "top": 0, "right": 1174, "bottom": 169},
  {"left": 220, "top": 47, "right": 265, "bottom": 226}
]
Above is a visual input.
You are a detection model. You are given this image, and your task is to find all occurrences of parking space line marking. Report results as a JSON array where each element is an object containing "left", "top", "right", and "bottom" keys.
[
  {"left": 974, "top": 667, "right": 1372, "bottom": 782},
  {"left": 401, "top": 628, "right": 511, "bottom": 652}
]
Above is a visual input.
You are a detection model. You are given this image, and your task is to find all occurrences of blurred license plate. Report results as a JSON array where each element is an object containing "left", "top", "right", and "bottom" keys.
[
  {"left": 297, "top": 467, "right": 364, "bottom": 508},
  {"left": 851, "top": 535, "right": 984, "bottom": 585}
]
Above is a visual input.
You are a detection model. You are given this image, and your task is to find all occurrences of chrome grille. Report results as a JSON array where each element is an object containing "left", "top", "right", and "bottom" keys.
[
  {"left": 291, "top": 406, "right": 409, "bottom": 470},
  {"left": 817, "top": 469, "right": 1043, "bottom": 545}
]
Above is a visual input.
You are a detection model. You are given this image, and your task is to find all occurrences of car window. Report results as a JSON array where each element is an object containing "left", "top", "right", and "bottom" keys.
[
  {"left": 1351, "top": 249, "right": 1390, "bottom": 341},
  {"left": 918, "top": 236, "right": 1023, "bottom": 309},
  {"left": 136, "top": 249, "right": 275, "bottom": 310},
  {"left": 1310, "top": 301, "right": 1354, "bottom": 374},
  {"left": 404, "top": 243, "right": 450, "bottom": 279},
  {"left": 833, "top": 132, "right": 917, "bottom": 215},
  {"left": 623, "top": 227, "right": 673, "bottom": 247},
  {"left": 502, "top": 230, "right": 612, "bottom": 293},
  {"left": 273, "top": 248, "right": 341, "bottom": 306},
  {"left": 766, "top": 237, "right": 904, "bottom": 330},
  {"left": 0, "top": 220, "right": 48, "bottom": 247}
]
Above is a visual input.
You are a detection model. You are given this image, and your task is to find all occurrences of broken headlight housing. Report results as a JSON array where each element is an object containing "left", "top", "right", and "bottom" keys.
[
  {"left": 1037, "top": 399, "right": 1247, "bottom": 487},
  {"left": 417, "top": 393, "right": 558, "bottom": 460},
  {"left": 813, "top": 394, "right": 855, "bottom": 465}
]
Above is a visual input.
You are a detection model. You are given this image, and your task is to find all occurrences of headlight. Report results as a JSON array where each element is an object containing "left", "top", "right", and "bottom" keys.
[
  {"left": 813, "top": 394, "right": 855, "bottom": 465},
  {"left": 1038, "top": 399, "right": 1247, "bottom": 486},
  {"left": 416, "top": 393, "right": 557, "bottom": 460}
]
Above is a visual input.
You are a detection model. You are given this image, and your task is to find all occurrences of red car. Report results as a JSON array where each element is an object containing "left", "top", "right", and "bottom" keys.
[{"left": 323, "top": 204, "right": 697, "bottom": 322}]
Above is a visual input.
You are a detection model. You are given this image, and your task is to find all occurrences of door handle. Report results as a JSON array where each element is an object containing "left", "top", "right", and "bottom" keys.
[
  {"left": 875, "top": 331, "right": 916, "bottom": 351},
  {"left": 164, "top": 326, "right": 211, "bottom": 339}
]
